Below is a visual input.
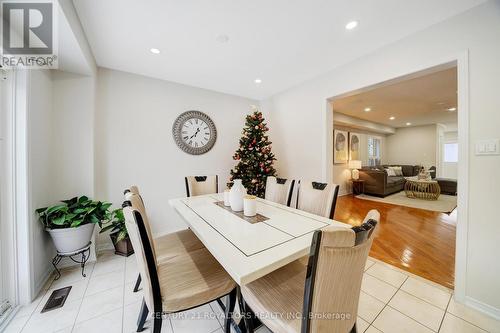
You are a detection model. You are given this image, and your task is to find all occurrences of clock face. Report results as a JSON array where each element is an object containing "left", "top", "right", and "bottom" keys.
[
  {"left": 173, "top": 111, "right": 217, "bottom": 155},
  {"left": 181, "top": 117, "right": 211, "bottom": 148}
]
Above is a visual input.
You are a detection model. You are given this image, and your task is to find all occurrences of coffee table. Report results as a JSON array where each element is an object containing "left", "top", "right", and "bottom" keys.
[{"left": 404, "top": 176, "right": 441, "bottom": 200}]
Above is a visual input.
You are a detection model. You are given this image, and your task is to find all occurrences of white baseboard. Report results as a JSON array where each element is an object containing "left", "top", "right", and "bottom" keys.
[
  {"left": 465, "top": 296, "right": 500, "bottom": 321},
  {"left": 32, "top": 264, "right": 54, "bottom": 302}
]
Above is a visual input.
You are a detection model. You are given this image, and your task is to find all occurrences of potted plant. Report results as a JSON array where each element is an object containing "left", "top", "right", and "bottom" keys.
[
  {"left": 36, "top": 196, "right": 112, "bottom": 254},
  {"left": 99, "top": 208, "right": 134, "bottom": 257}
]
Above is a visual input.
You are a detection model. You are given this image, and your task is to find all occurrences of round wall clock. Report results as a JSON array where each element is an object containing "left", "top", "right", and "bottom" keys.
[{"left": 172, "top": 111, "right": 217, "bottom": 155}]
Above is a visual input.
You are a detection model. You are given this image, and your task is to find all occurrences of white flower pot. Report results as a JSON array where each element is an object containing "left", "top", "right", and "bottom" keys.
[
  {"left": 47, "top": 223, "right": 95, "bottom": 254},
  {"left": 229, "top": 179, "right": 246, "bottom": 212}
]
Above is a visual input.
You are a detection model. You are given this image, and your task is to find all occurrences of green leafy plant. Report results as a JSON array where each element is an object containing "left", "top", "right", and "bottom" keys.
[
  {"left": 36, "top": 196, "right": 112, "bottom": 230},
  {"left": 99, "top": 208, "right": 128, "bottom": 243}
]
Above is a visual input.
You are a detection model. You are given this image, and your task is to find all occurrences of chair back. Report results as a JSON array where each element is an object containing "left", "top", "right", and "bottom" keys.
[
  {"left": 302, "top": 210, "right": 380, "bottom": 333},
  {"left": 122, "top": 197, "right": 162, "bottom": 315},
  {"left": 264, "top": 176, "right": 295, "bottom": 206},
  {"left": 296, "top": 181, "right": 339, "bottom": 218},
  {"left": 124, "top": 187, "right": 157, "bottom": 261},
  {"left": 185, "top": 175, "right": 218, "bottom": 197}
]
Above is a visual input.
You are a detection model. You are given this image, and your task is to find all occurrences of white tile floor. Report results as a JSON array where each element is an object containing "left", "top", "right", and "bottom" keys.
[{"left": 5, "top": 251, "right": 500, "bottom": 333}]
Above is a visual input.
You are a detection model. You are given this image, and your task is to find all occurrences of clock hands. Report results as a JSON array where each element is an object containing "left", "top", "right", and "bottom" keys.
[{"left": 189, "top": 128, "right": 200, "bottom": 139}]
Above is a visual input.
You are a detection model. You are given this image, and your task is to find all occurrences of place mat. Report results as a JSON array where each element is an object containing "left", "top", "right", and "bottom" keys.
[{"left": 214, "top": 201, "right": 269, "bottom": 224}]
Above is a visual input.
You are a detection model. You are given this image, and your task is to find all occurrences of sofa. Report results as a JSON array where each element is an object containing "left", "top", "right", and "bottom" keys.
[{"left": 358, "top": 165, "right": 420, "bottom": 197}]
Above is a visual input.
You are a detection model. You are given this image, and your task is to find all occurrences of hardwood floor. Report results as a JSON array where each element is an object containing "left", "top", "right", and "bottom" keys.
[{"left": 334, "top": 194, "right": 456, "bottom": 289}]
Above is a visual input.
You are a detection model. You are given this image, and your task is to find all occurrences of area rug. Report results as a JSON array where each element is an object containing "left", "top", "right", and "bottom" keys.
[{"left": 356, "top": 191, "right": 457, "bottom": 213}]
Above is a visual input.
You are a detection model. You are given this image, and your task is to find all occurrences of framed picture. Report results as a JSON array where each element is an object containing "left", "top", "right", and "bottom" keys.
[
  {"left": 349, "top": 132, "right": 360, "bottom": 160},
  {"left": 334, "top": 129, "right": 348, "bottom": 164}
]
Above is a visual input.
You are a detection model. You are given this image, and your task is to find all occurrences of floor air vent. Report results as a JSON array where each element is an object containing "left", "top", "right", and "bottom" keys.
[{"left": 41, "top": 286, "right": 72, "bottom": 313}]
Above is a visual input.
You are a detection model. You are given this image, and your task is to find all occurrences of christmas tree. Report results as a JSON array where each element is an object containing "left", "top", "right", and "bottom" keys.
[{"left": 230, "top": 106, "right": 277, "bottom": 197}]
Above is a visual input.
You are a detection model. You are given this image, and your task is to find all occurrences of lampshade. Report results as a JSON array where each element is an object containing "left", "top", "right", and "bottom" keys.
[{"left": 348, "top": 160, "right": 362, "bottom": 169}]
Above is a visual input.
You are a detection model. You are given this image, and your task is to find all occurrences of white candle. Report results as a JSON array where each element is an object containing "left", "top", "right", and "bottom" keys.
[
  {"left": 223, "top": 189, "right": 231, "bottom": 206},
  {"left": 244, "top": 195, "right": 257, "bottom": 217}
]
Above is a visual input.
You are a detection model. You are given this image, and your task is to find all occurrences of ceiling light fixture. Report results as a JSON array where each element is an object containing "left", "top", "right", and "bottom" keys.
[
  {"left": 406, "top": 122, "right": 412, "bottom": 126},
  {"left": 345, "top": 21, "right": 358, "bottom": 30},
  {"left": 150, "top": 48, "right": 160, "bottom": 54},
  {"left": 364, "top": 107, "right": 371, "bottom": 112},
  {"left": 447, "top": 107, "right": 457, "bottom": 111},
  {"left": 254, "top": 79, "right": 262, "bottom": 84},
  {"left": 389, "top": 116, "right": 395, "bottom": 120}
]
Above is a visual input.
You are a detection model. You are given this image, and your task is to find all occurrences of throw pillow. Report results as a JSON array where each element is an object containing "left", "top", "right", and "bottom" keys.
[
  {"left": 393, "top": 166, "right": 403, "bottom": 176},
  {"left": 385, "top": 168, "right": 396, "bottom": 176}
]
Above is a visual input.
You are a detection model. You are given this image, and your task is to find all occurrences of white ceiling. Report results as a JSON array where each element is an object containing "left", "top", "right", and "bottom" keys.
[
  {"left": 73, "top": 0, "right": 485, "bottom": 99},
  {"left": 333, "top": 66, "right": 458, "bottom": 128}
]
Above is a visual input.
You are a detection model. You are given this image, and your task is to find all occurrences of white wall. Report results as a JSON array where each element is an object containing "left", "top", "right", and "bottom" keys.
[
  {"left": 52, "top": 71, "right": 95, "bottom": 198},
  {"left": 27, "top": 70, "right": 57, "bottom": 295},
  {"left": 263, "top": 1, "right": 500, "bottom": 314},
  {"left": 386, "top": 125, "right": 437, "bottom": 168},
  {"left": 95, "top": 68, "right": 258, "bottom": 238}
]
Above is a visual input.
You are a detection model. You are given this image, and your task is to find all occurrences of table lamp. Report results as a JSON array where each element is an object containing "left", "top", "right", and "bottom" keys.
[{"left": 349, "top": 160, "right": 362, "bottom": 180}]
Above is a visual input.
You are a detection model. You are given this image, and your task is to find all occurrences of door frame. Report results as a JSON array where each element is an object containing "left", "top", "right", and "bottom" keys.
[
  {"left": 322, "top": 50, "right": 469, "bottom": 302},
  {"left": 0, "top": 69, "right": 21, "bottom": 327},
  {"left": 0, "top": 69, "right": 33, "bottom": 327}
]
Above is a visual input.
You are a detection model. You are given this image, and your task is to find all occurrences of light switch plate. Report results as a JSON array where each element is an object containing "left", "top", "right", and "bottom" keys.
[{"left": 475, "top": 139, "right": 500, "bottom": 155}]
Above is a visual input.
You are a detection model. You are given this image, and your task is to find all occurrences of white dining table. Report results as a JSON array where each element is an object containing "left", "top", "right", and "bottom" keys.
[{"left": 169, "top": 193, "right": 350, "bottom": 285}]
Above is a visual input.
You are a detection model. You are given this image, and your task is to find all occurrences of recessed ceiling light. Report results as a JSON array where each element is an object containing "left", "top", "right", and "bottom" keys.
[
  {"left": 150, "top": 48, "right": 160, "bottom": 54},
  {"left": 389, "top": 116, "right": 395, "bottom": 120},
  {"left": 447, "top": 107, "right": 457, "bottom": 111},
  {"left": 345, "top": 21, "right": 358, "bottom": 30},
  {"left": 254, "top": 79, "right": 262, "bottom": 84},
  {"left": 364, "top": 107, "right": 371, "bottom": 112},
  {"left": 216, "top": 34, "right": 229, "bottom": 43},
  {"left": 406, "top": 122, "right": 412, "bottom": 126}
]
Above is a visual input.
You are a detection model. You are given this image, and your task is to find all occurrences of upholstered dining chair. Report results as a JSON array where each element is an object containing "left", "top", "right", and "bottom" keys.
[
  {"left": 185, "top": 175, "right": 218, "bottom": 197},
  {"left": 296, "top": 181, "right": 340, "bottom": 219},
  {"left": 239, "top": 210, "right": 380, "bottom": 333},
  {"left": 264, "top": 176, "right": 295, "bottom": 206},
  {"left": 124, "top": 187, "right": 206, "bottom": 294},
  {"left": 123, "top": 193, "right": 237, "bottom": 333}
]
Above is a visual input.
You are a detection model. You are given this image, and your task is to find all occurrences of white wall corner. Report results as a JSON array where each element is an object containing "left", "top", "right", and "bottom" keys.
[{"left": 57, "top": 0, "right": 97, "bottom": 75}]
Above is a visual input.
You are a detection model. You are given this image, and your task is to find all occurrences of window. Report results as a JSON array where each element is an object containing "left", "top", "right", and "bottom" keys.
[
  {"left": 367, "top": 137, "right": 381, "bottom": 166},
  {"left": 444, "top": 143, "right": 458, "bottom": 162}
]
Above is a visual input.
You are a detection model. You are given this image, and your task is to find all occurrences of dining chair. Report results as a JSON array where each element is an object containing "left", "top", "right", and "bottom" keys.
[
  {"left": 185, "top": 175, "right": 218, "bottom": 196},
  {"left": 124, "top": 187, "right": 205, "bottom": 293},
  {"left": 264, "top": 176, "right": 295, "bottom": 206},
  {"left": 123, "top": 193, "right": 237, "bottom": 333},
  {"left": 239, "top": 209, "right": 380, "bottom": 333},
  {"left": 296, "top": 181, "right": 340, "bottom": 219}
]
